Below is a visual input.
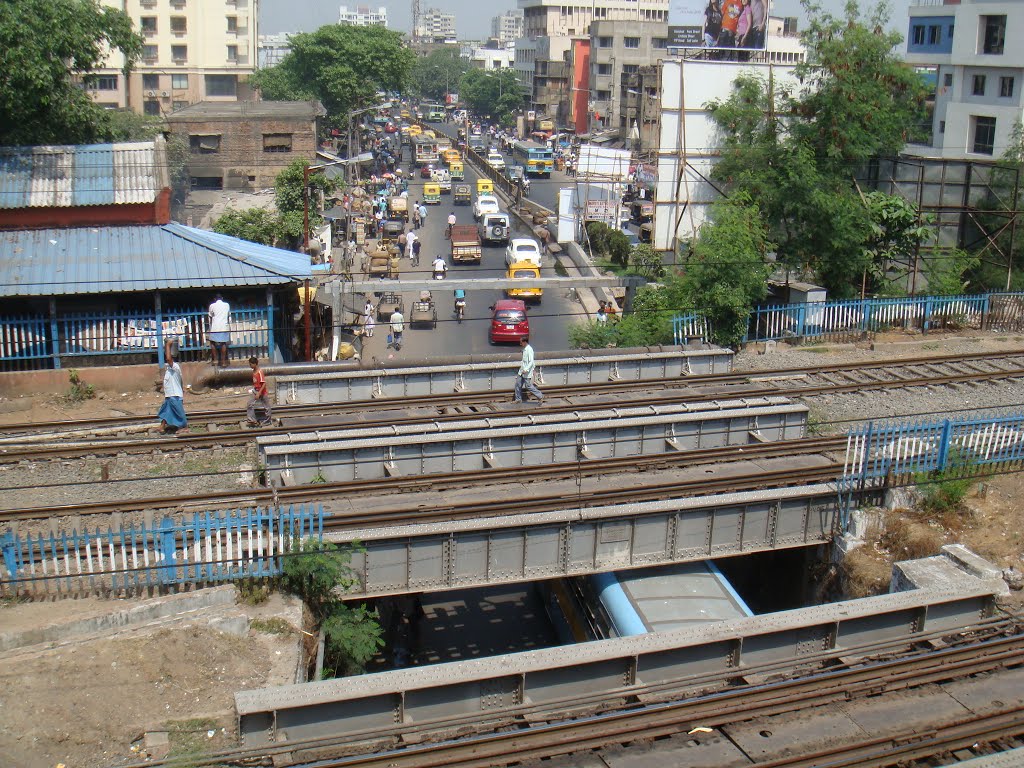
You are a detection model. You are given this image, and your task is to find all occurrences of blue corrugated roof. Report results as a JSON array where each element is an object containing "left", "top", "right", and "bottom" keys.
[
  {"left": 0, "top": 141, "right": 163, "bottom": 209},
  {"left": 0, "top": 224, "right": 312, "bottom": 297}
]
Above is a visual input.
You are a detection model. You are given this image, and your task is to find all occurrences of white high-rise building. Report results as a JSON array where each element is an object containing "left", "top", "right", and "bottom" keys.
[
  {"left": 518, "top": 0, "right": 668, "bottom": 39},
  {"left": 904, "top": 0, "right": 1023, "bottom": 160},
  {"left": 417, "top": 8, "right": 457, "bottom": 42},
  {"left": 338, "top": 5, "right": 388, "bottom": 27},
  {"left": 491, "top": 10, "right": 525, "bottom": 45},
  {"left": 88, "top": 0, "right": 259, "bottom": 116}
]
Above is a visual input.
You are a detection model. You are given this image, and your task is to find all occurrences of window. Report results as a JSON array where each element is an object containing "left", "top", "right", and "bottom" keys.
[
  {"left": 598, "top": 36, "right": 612, "bottom": 47},
  {"left": 596, "top": 63, "right": 611, "bottom": 75},
  {"left": 171, "top": 45, "right": 187, "bottom": 62},
  {"left": 172, "top": 73, "right": 188, "bottom": 89},
  {"left": 943, "top": 73, "right": 953, "bottom": 87},
  {"left": 912, "top": 26, "right": 925, "bottom": 45},
  {"left": 1000, "top": 76, "right": 1014, "bottom": 98},
  {"left": 85, "top": 75, "right": 118, "bottom": 91},
  {"left": 981, "top": 15, "right": 1005, "bottom": 55},
  {"left": 170, "top": 16, "right": 187, "bottom": 33},
  {"left": 263, "top": 133, "right": 293, "bottom": 153},
  {"left": 972, "top": 116, "right": 996, "bottom": 154},
  {"left": 143, "top": 100, "right": 161, "bottom": 116},
  {"left": 140, "top": 16, "right": 157, "bottom": 33},
  {"left": 623, "top": 36, "right": 640, "bottom": 49},
  {"left": 172, "top": 100, "right": 189, "bottom": 112},
  {"left": 972, "top": 74, "right": 986, "bottom": 95},
  {"left": 928, "top": 25, "right": 940, "bottom": 45},
  {"left": 142, "top": 44, "right": 158, "bottom": 61},
  {"left": 948, "top": 24, "right": 954, "bottom": 38},
  {"left": 596, "top": 89, "right": 611, "bottom": 100},
  {"left": 142, "top": 74, "right": 159, "bottom": 89},
  {"left": 227, "top": 16, "right": 238, "bottom": 33},
  {"left": 227, "top": 45, "right": 238, "bottom": 61},
  {"left": 190, "top": 134, "right": 221, "bottom": 153},
  {"left": 940, "top": 120, "right": 945, "bottom": 133},
  {"left": 622, "top": 64, "right": 639, "bottom": 74},
  {"left": 653, "top": 37, "right": 667, "bottom": 49},
  {"left": 205, "top": 74, "right": 237, "bottom": 96}
]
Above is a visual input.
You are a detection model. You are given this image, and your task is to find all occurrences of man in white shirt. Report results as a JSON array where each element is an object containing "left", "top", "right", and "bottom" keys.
[
  {"left": 432, "top": 255, "right": 447, "bottom": 279},
  {"left": 390, "top": 307, "right": 405, "bottom": 351},
  {"left": 513, "top": 336, "right": 544, "bottom": 403},
  {"left": 207, "top": 294, "right": 230, "bottom": 367}
]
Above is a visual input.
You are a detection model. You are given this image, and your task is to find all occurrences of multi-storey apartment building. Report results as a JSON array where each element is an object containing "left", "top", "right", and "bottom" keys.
[
  {"left": 88, "top": 0, "right": 258, "bottom": 116},
  {"left": 258, "top": 33, "right": 292, "bottom": 68},
  {"left": 416, "top": 8, "right": 457, "bottom": 43},
  {"left": 492, "top": 10, "right": 525, "bottom": 46},
  {"left": 904, "top": 0, "right": 1023, "bottom": 159},
  {"left": 338, "top": 5, "right": 388, "bottom": 27},
  {"left": 519, "top": 0, "right": 668, "bottom": 39},
  {"left": 515, "top": 0, "right": 669, "bottom": 126}
]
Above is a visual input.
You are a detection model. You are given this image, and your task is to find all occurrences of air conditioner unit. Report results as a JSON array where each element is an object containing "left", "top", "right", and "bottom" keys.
[
  {"left": 145, "top": 89, "right": 157, "bottom": 97},
  {"left": 161, "top": 91, "right": 170, "bottom": 98}
]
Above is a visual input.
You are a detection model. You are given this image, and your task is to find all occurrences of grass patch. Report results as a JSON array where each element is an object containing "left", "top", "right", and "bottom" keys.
[
  {"left": 166, "top": 717, "right": 226, "bottom": 763},
  {"left": 251, "top": 617, "right": 295, "bottom": 635},
  {"left": 237, "top": 579, "right": 272, "bottom": 605},
  {"left": 63, "top": 369, "right": 96, "bottom": 404},
  {"left": 879, "top": 513, "right": 944, "bottom": 560},
  {"left": 799, "top": 346, "right": 831, "bottom": 354},
  {"left": 921, "top": 342, "right": 940, "bottom": 350}
]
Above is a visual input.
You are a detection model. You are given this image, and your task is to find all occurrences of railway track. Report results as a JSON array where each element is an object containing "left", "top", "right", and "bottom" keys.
[
  {"left": 124, "top": 614, "right": 1024, "bottom": 768},
  {"left": 0, "top": 435, "right": 847, "bottom": 522},
  {"left": 3, "top": 350, "right": 1024, "bottom": 464}
]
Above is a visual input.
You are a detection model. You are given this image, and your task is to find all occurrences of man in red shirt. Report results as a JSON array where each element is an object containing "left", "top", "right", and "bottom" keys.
[{"left": 247, "top": 356, "right": 272, "bottom": 427}]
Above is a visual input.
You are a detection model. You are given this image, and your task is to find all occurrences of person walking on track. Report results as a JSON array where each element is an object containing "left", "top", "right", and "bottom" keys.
[
  {"left": 246, "top": 356, "right": 272, "bottom": 427},
  {"left": 513, "top": 336, "right": 544, "bottom": 403}
]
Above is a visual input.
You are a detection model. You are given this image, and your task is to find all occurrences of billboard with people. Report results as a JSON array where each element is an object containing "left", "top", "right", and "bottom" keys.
[{"left": 668, "top": 0, "right": 770, "bottom": 52}]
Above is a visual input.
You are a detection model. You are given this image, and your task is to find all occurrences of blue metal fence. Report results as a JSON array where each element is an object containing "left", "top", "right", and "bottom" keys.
[
  {"left": 0, "top": 304, "right": 271, "bottom": 371},
  {"left": 748, "top": 292, "right": 1024, "bottom": 342},
  {"left": 671, "top": 313, "right": 710, "bottom": 345},
  {"left": 0, "top": 504, "right": 323, "bottom": 597}
]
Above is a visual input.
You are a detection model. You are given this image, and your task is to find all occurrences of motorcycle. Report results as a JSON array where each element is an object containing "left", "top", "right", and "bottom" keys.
[{"left": 432, "top": 259, "right": 447, "bottom": 280}]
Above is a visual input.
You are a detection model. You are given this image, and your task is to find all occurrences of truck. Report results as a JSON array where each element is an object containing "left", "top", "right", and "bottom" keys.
[{"left": 450, "top": 224, "right": 482, "bottom": 264}]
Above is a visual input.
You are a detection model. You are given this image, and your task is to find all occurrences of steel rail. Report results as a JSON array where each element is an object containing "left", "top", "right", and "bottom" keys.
[
  {"left": 2, "top": 349, "right": 1023, "bottom": 442},
  {"left": 5, "top": 357, "right": 1024, "bottom": 464},
  {"left": 125, "top": 620, "right": 1024, "bottom": 768},
  {"left": 0, "top": 436, "right": 847, "bottom": 522}
]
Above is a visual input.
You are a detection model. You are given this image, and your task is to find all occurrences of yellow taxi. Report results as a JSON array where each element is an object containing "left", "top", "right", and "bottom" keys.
[
  {"left": 400, "top": 109, "right": 411, "bottom": 120},
  {"left": 422, "top": 129, "right": 437, "bottom": 139},
  {"left": 477, "top": 178, "right": 494, "bottom": 195},
  {"left": 506, "top": 261, "right": 542, "bottom": 303},
  {"left": 441, "top": 148, "right": 461, "bottom": 165},
  {"left": 407, "top": 124, "right": 423, "bottom": 137}
]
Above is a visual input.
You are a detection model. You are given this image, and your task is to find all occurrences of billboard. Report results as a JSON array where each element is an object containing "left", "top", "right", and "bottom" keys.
[{"left": 668, "top": 0, "right": 770, "bottom": 52}]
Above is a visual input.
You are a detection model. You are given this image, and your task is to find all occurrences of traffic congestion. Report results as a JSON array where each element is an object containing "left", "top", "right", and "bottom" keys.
[{"left": 345, "top": 103, "right": 584, "bottom": 359}]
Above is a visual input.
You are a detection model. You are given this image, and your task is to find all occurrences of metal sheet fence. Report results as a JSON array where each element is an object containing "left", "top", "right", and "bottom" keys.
[
  {"left": 749, "top": 292, "right": 1024, "bottom": 342},
  {"left": 0, "top": 305, "right": 270, "bottom": 371},
  {"left": 0, "top": 505, "right": 323, "bottom": 598}
]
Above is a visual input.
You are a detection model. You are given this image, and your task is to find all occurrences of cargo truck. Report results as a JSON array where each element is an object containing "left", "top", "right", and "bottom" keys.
[{"left": 450, "top": 224, "right": 482, "bottom": 264}]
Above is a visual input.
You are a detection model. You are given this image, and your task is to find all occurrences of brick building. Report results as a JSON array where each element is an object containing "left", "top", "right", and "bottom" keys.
[{"left": 165, "top": 101, "right": 325, "bottom": 190}]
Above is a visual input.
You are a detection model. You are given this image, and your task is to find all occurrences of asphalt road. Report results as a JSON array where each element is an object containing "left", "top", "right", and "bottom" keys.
[{"left": 356, "top": 150, "right": 587, "bottom": 367}]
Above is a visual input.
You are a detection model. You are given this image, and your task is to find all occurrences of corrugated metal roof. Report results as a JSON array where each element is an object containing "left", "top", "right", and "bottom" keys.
[
  {"left": 165, "top": 100, "right": 327, "bottom": 121},
  {"left": 0, "top": 223, "right": 311, "bottom": 297},
  {"left": 0, "top": 141, "right": 162, "bottom": 210}
]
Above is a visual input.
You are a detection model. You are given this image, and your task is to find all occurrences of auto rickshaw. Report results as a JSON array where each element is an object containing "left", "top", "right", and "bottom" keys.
[
  {"left": 639, "top": 222, "right": 653, "bottom": 243},
  {"left": 423, "top": 182, "right": 441, "bottom": 205},
  {"left": 453, "top": 183, "right": 472, "bottom": 205},
  {"left": 367, "top": 247, "right": 397, "bottom": 279},
  {"left": 380, "top": 218, "right": 405, "bottom": 246},
  {"left": 476, "top": 178, "right": 494, "bottom": 195},
  {"left": 388, "top": 196, "right": 409, "bottom": 221},
  {"left": 449, "top": 160, "right": 465, "bottom": 180},
  {"left": 630, "top": 200, "right": 654, "bottom": 224}
]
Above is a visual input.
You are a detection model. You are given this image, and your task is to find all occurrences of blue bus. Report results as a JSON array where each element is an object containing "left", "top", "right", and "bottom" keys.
[{"left": 511, "top": 139, "right": 554, "bottom": 177}]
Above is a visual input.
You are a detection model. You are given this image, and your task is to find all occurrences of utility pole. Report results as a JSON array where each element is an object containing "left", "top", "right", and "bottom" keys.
[{"left": 411, "top": 0, "right": 421, "bottom": 44}]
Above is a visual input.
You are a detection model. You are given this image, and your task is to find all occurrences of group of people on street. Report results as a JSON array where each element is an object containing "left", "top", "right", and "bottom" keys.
[{"left": 157, "top": 294, "right": 274, "bottom": 434}]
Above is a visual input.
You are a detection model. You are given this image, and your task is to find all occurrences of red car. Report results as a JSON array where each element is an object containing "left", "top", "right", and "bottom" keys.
[
  {"left": 384, "top": 122, "right": 398, "bottom": 133},
  {"left": 420, "top": 164, "right": 435, "bottom": 178},
  {"left": 488, "top": 299, "right": 530, "bottom": 345}
]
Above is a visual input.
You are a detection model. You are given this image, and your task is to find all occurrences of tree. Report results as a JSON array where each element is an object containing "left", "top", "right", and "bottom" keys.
[
  {"left": 213, "top": 208, "right": 287, "bottom": 247},
  {"left": 411, "top": 47, "right": 470, "bottom": 101},
  {"left": 679, "top": 195, "right": 773, "bottom": 347},
  {"left": 861, "top": 191, "right": 935, "bottom": 295},
  {"left": 0, "top": 0, "right": 142, "bottom": 146},
  {"left": 459, "top": 69, "right": 523, "bottom": 124},
  {"left": 629, "top": 244, "right": 666, "bottom": 280},
  {"left": 706, "top": 1, "right": 929, "bottom": 297},
  {"left": 249, "top": 25, "right": 414, "bottom": 126},
  {"left": 274, "top": 158, "right": 333, "bottom": 243},
  {"left": 280, "top": 537, "right": 385, "bottom": 677}
]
